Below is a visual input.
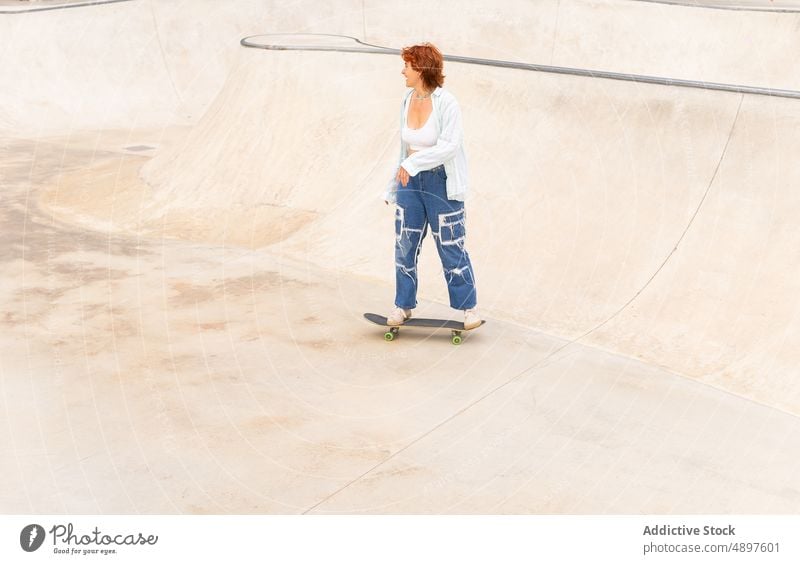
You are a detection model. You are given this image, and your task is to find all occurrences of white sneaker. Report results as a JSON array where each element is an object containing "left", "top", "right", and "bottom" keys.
[
  {"left": 387, "top": 307, "right": 412, "bottom": 326},
  {"left": 464, "top": 307, "right": 481, "bottom": 330}
]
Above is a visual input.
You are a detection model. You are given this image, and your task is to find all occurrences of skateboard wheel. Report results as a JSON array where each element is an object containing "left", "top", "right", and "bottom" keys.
[
  {"left": 384, "top": 330, "right": 396, "bottom": 341},
  {"left": 451, "top": 334, "right": 462, "bottom": 345}
]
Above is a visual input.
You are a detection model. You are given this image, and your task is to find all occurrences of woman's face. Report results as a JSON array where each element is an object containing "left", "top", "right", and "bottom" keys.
[{"left": 401, "top": 60, "right": 422, "bottom": 88}]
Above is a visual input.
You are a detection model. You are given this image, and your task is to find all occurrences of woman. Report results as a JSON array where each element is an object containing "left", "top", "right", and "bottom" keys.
[{"left": 383, "top": 42, "right": 480, "bottom": 329}]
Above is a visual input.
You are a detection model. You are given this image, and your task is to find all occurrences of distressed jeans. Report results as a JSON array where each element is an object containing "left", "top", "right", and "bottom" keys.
[{"left": 394, "top": 164, "right": 477, "bottom": 310}]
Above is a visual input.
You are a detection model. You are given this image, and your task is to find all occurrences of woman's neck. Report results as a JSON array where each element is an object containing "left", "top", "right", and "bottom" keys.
[{"left": 413, "top": 87, "right": 432, "bottom": 99}]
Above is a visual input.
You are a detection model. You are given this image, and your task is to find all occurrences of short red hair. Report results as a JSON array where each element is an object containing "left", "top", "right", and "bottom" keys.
[{"left": 401, "top": 43, "right": 445, "bottom": 91}]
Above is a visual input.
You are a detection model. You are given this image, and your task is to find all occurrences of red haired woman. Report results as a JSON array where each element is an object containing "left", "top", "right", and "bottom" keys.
[{"left": 383, "top": 42, "right": 479, "bottom": 329}]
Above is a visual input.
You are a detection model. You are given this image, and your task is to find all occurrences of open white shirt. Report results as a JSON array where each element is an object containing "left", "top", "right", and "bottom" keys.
[{"left": 384, "top": 86, "right": 469, "bottom": 204}]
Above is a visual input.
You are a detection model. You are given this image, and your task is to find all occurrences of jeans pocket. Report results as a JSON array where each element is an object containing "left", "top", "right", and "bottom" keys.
[{"left": 438, "top": 209, "right": 465, "bottom": 247}]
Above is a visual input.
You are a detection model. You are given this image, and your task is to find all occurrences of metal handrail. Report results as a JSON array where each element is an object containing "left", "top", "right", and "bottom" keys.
[{"left": 241, "top": 32, "right": 800, "bottom": 100}]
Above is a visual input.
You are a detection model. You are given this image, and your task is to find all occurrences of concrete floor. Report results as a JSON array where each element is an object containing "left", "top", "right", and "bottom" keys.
[{"left": 1, "top": 0, "right": 799, "bottom": 514}]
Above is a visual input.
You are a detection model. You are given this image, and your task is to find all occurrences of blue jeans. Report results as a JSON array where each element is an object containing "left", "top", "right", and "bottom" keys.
[{"left": 394, "top": 164, "right": 477, "bottom": 310}]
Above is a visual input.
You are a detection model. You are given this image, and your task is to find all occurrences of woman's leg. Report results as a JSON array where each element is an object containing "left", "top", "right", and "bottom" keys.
[
  {"left": 394, "top": 175, "right": 428, "bottom": 309},
  {"left": 421, "top": 167, "right": 477, "bottom": 310}
]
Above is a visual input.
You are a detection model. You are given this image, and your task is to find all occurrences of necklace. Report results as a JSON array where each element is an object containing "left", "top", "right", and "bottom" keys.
[{"left": 414, "top": 91, "right": 431, "bottom": 100}]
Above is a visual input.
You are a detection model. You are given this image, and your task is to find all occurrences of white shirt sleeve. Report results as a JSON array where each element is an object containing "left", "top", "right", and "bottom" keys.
[
  {"left": 383, "top": 95, "right": 409, "bottom": 203},
  {"left": 384, "top": 173, "right": 399, "bottom": 203}
]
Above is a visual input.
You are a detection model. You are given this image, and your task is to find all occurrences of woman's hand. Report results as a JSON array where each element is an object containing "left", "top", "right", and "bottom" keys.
[{"left": 395, "top": 166, "right": 410, "bottom": 187}]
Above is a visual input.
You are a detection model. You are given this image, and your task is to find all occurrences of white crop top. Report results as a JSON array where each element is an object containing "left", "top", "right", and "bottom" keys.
[{"left": 402, "top": 109, "right": 437, "bottom": 151}]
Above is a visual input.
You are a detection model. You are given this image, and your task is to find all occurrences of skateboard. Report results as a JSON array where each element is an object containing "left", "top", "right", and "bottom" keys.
[{"left": 363, "top": 313, "right": 485, "bottom": 345}]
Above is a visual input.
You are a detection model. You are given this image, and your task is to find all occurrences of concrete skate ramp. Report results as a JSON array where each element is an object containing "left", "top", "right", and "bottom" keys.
[
  {"left": 0, "top": 0, "right": 366, "bottom": 135},
  {"left": 5, "top": 0, "right": 800, "bottom": 135},
  {"left": 25, "top": 1, "right": 800, "bottom": 413}
]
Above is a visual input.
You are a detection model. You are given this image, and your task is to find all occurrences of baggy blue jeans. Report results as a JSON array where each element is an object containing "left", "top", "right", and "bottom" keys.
[{"left": 394, "top": 164, "right": 477, "bottom": 310}]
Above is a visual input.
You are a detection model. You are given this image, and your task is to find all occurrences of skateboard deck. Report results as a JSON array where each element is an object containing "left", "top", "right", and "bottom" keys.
[{"left": 363, "top": 313, "right": 485, "bottom": 345}]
